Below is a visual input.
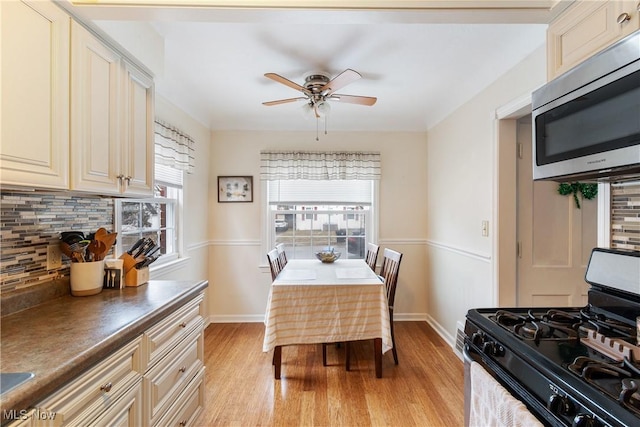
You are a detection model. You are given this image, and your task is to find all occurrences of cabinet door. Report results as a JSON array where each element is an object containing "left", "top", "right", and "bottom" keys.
[
  {"left": 88, "top": 379, "right": 143, "bottom": 427},
  {"left": 121, "top": 61, "right": 154, "bottom": 197},
  {"left": 620, "top": 0, "right": 640, "bottom": 38},
  {"left": 547, "top": 0, "right": 637, "bottom": 80},
  {"left": 70, "top": 21, "right": 121, "bottom": 195},
  {"left": 0, "top": 0, "right": 69, "bottom": 189}
]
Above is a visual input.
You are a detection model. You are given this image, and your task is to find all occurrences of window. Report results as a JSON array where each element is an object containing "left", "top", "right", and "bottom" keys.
[
  {"left": 261, "top": 151, "right": 381, "bottom": 261},
  {"left": 115, "top": 119, "right": 194, "bottom": 267},
  {"left": 115, "top": 164, "right": 182, "bottom": 265}
]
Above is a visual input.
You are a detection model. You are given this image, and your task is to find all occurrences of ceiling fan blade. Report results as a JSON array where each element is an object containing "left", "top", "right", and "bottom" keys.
[
  {"left": 264, "top": 73, "right": 308, "bottom": 93},
  {"left": 329, "top": 94, "right": 377, "bottom": 106},
  {"left": 263, "top": 97, "right": 307, "bottom": 106},
  {"left": 320, "top": 69, "right": 361, "bottom": 95}
]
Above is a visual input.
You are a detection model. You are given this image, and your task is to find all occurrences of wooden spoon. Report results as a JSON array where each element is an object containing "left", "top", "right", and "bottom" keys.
[
  {"left": 87, "top": 240, "right": 107, "bottom": 262},
  {"left": 99, "top": 232, "right": 118, "bottom": 259}
]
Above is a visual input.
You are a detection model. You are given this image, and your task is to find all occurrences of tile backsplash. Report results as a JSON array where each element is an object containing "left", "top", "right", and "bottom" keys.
[
  {"left": 611, "top": 181, "right": 640, "bottom": 251},
  {"left": 0, "top": 191, "right": 113, "bottom": 292}
]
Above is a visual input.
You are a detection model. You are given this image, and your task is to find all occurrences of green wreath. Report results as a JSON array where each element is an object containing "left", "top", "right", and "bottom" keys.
[{"left": 557, "top": 182, "right": 598, "bottom": 209}]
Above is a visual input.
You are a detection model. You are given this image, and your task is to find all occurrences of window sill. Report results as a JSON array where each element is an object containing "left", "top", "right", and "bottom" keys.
[{"left": 150, "top": 256, "right": 190, "bottom": 277}]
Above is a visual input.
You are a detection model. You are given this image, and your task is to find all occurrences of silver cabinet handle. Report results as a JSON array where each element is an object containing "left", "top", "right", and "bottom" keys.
[
  {"left": 179, "top": 421, "right": 187, "bottom": 427},
  {"left": 178, "top": 366, "right": 187, "bottom": 373},
  {"left": 617, "top": 12, "right": 631, "bottom": 24},
  {"left": 100, "top": 382, "right": 113, "bottom": 392},
  {"left": 179, "top": 321, "right": 187, "bottom": 328},
  {"left": 125, "top": 176, "right": 132, "bottom": 184}
]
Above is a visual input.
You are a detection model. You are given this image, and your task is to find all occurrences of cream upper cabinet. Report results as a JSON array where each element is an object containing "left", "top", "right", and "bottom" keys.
[
  {"left": 70, "top": 21, "right": 154, "bottom": 197},
  {"left": 0, "top": 0, "right": 70, "bottom": 189},
  {"left": 547, "top": 0, "right": 640, "bottom": 80},
  {"left": 121, "top": 60, "right": 154, "bottom": 196}
]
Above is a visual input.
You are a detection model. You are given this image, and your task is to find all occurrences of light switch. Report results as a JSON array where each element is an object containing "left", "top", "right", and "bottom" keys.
[{"left": 481, "top": 220, "right": 489, "bottom": 237}]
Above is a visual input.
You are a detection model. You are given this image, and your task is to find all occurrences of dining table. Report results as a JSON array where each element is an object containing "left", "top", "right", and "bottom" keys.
[{"left": 263, "top": 258, "right": 393, "bottom": 379}]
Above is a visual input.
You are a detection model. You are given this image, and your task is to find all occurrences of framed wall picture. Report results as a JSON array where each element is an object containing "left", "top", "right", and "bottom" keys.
[{"left": 218, "top": 176, "right": 253, "bottom": 203}]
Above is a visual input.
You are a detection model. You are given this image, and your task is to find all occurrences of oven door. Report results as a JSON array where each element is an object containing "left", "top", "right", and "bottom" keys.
[{"left": 463, "top": 342, "right": 560, "bottom": 427}]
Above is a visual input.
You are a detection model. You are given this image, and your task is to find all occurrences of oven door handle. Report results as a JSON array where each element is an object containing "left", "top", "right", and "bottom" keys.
[{"left": 463, "top": 342, "right": 482, "bottom": 365}]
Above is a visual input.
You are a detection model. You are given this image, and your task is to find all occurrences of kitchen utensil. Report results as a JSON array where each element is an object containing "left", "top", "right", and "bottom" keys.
[
  {"left": 95, "top": 227, "right": 108, "bottom": 242},
  {"left": 69, "top": 241, "right": 89, "bottom": 262},
  {"left": 60, "top": 241, "right": 74, "bottom": 260},
  {"left": 133, "top": 238, "right": 155, "bottom": 259},
  {"left": 127, "top": 238, "right": 146, "bottom": 256},
  {"left": 60, "top": 231, "right": 84, "bottom": 245},
  {"left": 99, "top": 232, "right": 118, "bottom": 258},
  {"left": 87, "top": 240, "right": 107, "bottom": 262}
]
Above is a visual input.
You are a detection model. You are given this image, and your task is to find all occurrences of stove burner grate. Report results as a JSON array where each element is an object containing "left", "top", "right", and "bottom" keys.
[{"left": 569, "top": 356, "right": 640, "bottom": 415}]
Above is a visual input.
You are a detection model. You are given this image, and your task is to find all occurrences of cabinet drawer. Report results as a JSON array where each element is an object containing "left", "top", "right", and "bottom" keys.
[
  {"left": 145, "top": 326, "right": 204, "bottom": 425},
  {"left": 143, "top": 293, "right": 204, "bottom": 368},
  {"left": 37, "top": 336, "right": 143, "bottom": 426},
  {"left": 89, "top": 378, "right": 143, "bottom": 427},
  {"left": 153, "top": 367, "right": 205, "bottom": 427}
]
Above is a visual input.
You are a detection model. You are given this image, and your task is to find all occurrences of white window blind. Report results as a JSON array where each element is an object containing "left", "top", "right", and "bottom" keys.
[
  {"left": 268, "top": 180, "right": 373, "bottom": 205},
  {"left": 155, "top": 163, "right": 183, "bottom": 187}
]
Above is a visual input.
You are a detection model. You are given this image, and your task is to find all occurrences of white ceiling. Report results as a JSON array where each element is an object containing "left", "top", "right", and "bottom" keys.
[{"left": 62, "top": 2, "right": 551, "bottom": 133}]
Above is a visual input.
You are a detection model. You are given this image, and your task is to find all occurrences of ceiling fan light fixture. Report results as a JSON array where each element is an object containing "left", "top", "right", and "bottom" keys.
[
  {"left": 301, "top": 102, "right": 315, "bottom": 120},
  {"left": 315, "top": 100, "right": 331, "bottom": 117}
]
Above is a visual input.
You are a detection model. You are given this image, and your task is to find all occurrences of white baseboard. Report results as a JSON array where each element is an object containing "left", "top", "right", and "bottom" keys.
[
  {"left": 208, "top": 314, "right": 265, "bottom": 323},
  {"left": 425, "top": 313, "right": 457, "bottom": 352}
]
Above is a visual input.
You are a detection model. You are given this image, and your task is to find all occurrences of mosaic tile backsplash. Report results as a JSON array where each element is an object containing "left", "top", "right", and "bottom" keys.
[
  {"left": 611, "top": 181, "right": 640, "bottom": 251},
  {"left": 0, "top": 191, "right": 113, "bottom": 292}
]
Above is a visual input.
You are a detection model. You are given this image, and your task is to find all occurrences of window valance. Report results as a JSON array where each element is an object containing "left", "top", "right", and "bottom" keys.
[
  {"left": 154, "top": 119, "right": 195, "bottom": 173},
  {"left": 260, "top": 151, "right": 381, "bottom": 181}
]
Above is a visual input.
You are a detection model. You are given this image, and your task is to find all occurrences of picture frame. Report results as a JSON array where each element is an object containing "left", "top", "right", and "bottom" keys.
[{"left": 218, "top": 176, "right": 253, "bottom": 203}]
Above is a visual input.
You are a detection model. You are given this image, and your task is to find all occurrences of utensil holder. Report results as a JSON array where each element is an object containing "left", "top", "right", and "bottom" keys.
[
  {"left": 70, "top": 260, "right": 105, "bottom": 296},
  {"left": 103, "top": 259, "right": 124, "bottom": 289}
]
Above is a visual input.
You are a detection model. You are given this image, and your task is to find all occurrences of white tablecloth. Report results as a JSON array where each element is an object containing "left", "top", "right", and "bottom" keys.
[{"left": 263, "top": 259, "right": 393, "bottom": 353}]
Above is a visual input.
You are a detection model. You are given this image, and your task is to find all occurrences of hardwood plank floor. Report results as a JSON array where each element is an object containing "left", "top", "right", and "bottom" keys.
[{"left": 194, "top": 321, "right": 464, "bottom": 426}]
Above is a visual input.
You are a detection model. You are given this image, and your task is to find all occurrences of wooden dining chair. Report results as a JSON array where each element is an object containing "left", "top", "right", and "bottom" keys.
[
  {"left": 275, "top": 243, "right": 288, "bottom": 269},
  {"left": 364, "top": 242, "right": 379, "bottom": 271},
  {"left": 267, "top": 248, "right": 282, "bottom": 281},
  {"left": 345, "top": 247, "right": 402, "bottom": 370}
]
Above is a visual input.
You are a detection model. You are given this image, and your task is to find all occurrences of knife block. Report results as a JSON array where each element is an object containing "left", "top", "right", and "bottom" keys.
[
  {"left": 118, "top": 253, "right": 149, "bottom": 287},
  {"left": 124, "top": 266, "right": 149, "bottom": 287}
]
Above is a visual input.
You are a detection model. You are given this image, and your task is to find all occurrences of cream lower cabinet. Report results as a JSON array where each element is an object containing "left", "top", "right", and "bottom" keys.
[
  {"left": 142, "top": 293, "right": 206, "bottom": 426},
  {"left": 548, "top": 0, "right": 640, "bottom": 80},
  {"left": 35, "top": 337, "right": 144, "bottom": 427},
  {"left": 70, "top": 21, "right": 154, "bottom": 197},
  {"left": 32, "top": 292, "right": 206, "bottom": 427},
  {"left": 0, "top": 0, "right": 70, "bottom": 189}
]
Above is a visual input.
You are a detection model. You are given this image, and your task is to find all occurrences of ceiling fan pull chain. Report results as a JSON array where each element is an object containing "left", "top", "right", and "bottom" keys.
[
  {"left": 316, "top": 117, "right": 320, "bottom": 141},
  {"left": 325, "top": 116, "right": 328, "bottom": 135}
]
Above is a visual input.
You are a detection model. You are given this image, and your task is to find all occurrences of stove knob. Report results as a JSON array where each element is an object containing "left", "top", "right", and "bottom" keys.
[
  {"left": 572, "top": 414, "right": 602, "bottom": 427},
  {"left": 471, "top": 332, "right": 485, "bottom": 347},
  {"left": 548, "top": 394, "right": 575, "bottom": 417},
  {"left": 481, "top": 341, "right": 495, "bottom": 355}
]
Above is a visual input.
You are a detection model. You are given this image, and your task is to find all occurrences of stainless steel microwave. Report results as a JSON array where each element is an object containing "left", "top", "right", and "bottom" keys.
[{"left": 531, "top": 30, "right": 640, "bottom": 182}]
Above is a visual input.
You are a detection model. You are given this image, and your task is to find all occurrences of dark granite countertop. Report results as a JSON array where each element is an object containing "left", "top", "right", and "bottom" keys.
[{"left": 0, "top": 280, "right": 208, "bottom": 419}]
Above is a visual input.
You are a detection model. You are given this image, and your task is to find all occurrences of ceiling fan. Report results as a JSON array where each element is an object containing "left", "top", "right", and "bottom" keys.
[{"left": 262, "top": 69, "right": 377, "bottom": 139}]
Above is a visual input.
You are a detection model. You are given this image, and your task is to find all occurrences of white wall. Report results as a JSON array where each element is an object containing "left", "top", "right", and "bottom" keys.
[
  {"left": 150, "top": 94, "right": 211, "bottom": 312},
  {"left": 207, "top": 130, "right": 429, "bottom": 322},
  {"left": 425, "top": 45, "right": 546, "bottom": 344}
]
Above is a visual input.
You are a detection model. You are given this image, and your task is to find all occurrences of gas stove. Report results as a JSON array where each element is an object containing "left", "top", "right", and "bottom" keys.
[{"left": 464, "top": 248, "right": 640, "bottom": 427}]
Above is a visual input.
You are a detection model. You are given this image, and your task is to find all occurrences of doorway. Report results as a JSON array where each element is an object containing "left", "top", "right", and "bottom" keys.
[{"left": 495, "top": 98, "right": 597, "bottom": 308}]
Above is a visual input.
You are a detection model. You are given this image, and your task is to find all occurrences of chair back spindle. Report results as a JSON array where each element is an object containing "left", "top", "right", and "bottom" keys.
[
  {"left": 275, "top": 243, "right": 288, "bottom": 269},
  {"left": 267, "top": 248, "right": 282, "bottom": 281},
  {"left": 379, "top": 248, "right": 402, "bottom": 310},
  {"left": 364, "top": 242, "right": 379, "bottom": 271}
]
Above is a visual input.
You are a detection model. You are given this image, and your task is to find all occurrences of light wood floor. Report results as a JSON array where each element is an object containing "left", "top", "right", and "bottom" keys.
[{"left": 194, "top": 321, "right": 465, "bottom": 426}]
